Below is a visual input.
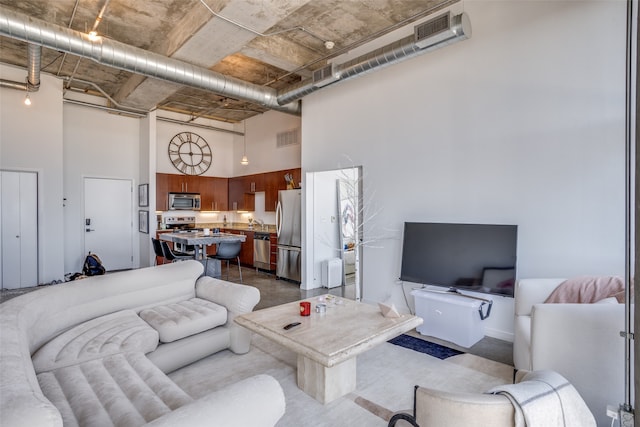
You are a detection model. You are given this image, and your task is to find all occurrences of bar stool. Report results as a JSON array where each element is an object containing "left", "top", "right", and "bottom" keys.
[
  {"left": 206, "top": 240, "right": 242, "bottom": 282},
  {"left": 151, "top": 237, "right": 165, "bottom": 265},
  {"left": 160, "top": 241, "right": 194, "bottom": 262}
]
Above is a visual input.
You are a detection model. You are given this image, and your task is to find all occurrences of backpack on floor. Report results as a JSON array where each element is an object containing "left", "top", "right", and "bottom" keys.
[{"left": 83, "top": 253, "right": 106, "bottom": 276}]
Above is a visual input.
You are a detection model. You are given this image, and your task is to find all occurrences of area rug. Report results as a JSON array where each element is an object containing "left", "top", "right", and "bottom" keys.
[
  {"left": 169, "top": 334, "right": 513, "bottom": 427},
  {"left": 388, "top": 334, "right": 463, "bottom": 359}
]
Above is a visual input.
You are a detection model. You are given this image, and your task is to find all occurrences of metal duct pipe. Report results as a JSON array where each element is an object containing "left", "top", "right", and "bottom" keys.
[
  {"left": 277, "top": 12, "right": 471, "bottom": 105},
  {"left": 0, "top": 78, "right": 27, "bottom": 90},
  {"left": 63, "top": 98, "right": 146, "bottom": 117},
  {"left": 0, "top": 5, "right": 300, "bottom": 116},
  {"left": 0, "top": 44, "right": 41, "bottom": 93},
  {"left": 26, "top": 43, "right": 40, "bottom": 90}
]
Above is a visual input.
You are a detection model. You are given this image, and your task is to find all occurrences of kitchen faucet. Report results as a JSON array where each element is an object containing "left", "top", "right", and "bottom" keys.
[{"left": 255, "top": 218, "right": 265, "bottom": 230}]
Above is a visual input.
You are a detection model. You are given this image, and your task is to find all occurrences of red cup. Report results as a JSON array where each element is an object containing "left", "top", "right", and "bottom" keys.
[{"left": 300, "top": 301, "right": 311, "bottom": 316}]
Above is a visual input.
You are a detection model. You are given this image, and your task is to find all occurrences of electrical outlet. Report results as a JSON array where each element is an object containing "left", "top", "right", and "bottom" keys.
[{"left": 607, "top": 404, "right": 619, "bottom": 420}]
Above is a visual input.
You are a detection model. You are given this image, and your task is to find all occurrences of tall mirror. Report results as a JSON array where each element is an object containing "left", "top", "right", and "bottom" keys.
[{"left": 337, "top": 169, "right": 359, "bottom": 290}]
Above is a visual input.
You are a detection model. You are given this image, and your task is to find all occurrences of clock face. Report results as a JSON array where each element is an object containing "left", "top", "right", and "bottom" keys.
[{"left": 168, "top": 132, "right": 212, "bottom": 175}]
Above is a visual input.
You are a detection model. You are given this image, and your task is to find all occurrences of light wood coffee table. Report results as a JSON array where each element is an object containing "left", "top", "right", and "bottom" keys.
[{"left": 235, "top": 295, "right": 423, "bottom": 403}]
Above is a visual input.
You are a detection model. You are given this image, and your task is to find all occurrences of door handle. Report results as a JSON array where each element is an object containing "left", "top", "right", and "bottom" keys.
[{"left": 86, "top": 228, "right": 95, "bottom": 232}]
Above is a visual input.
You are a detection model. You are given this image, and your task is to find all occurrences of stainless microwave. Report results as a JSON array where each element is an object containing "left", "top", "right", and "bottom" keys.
[{"left": 168, "top": 193, "right": 201, "bottom": 210}]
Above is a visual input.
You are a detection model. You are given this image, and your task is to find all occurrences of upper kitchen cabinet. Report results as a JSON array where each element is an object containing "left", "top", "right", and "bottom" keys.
[
  {"left": 157, "top": 173, "right": 199, "bottom": 210},
  {"left": 156, "top": 173, "right": 223, "bottom": 211},
  {"left": 200, "top": 177, "right": 228, "bottom": 211},
  {"left": 168, "top": 174, "right": 199, "bottom": 193},
  {"left": 157, "top": 168, "right": 299, "bottom": 212},
  {"left": 264, "top": 168, "right": 301, "bottom": 211},
  {"left": 228, "top": 176, "right": 255, "bottom": 211}
]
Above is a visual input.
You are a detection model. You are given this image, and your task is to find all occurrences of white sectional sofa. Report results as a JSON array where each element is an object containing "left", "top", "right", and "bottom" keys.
[
  {"left": 0, "top": 260, "right": 285, "bottom": 427},
  {"left": 514, "top": 278, "right": 628, "bottom": 427}
]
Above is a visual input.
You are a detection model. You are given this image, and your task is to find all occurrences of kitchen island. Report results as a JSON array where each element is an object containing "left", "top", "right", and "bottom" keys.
[
  {"left": 159, "top": 232, "right": 246, "bottom": 278},
  {"left": 159, "top": 231, "right": 246, "bottom": 260}
]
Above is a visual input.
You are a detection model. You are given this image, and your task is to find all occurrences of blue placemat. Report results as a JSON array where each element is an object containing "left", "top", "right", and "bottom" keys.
[{"left": 388, "top": 334, "right": 463, "bottom": 359}]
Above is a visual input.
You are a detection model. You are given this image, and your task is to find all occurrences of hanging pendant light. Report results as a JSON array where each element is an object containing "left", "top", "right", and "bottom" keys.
[
  {"left": 24, "top": 77, "right": 31, "bottom": 106},
  {"left": 240, "top": 121, "right": 249, "bottom": 165}
]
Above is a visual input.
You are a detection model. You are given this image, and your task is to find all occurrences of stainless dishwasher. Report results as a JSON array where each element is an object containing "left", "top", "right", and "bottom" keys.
[{"left": 253, "top": 232, "right": 271, "bottom": 270}]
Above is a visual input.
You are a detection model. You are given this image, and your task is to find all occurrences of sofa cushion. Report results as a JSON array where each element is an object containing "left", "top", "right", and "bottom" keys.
[
  {"left": 37, "top": 352, "right": 193, "bottom": 427},
  {"left": 139, "top": 298, "right": 227, "bottom": 343},
  {"left": 32, "top": 309, "right": 159, "bottom": 373}
]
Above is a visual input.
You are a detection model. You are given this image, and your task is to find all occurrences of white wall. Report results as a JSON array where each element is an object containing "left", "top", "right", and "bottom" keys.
[
  {"left": 0, "top": 64, "right": 65, "bottom": 284},
  {"left": 238, "top": 110, "right": 301, "bottom": 176},
  {"left": 139, "top": 110, "right": 156, "bottom": 267},
  {"left": 301, "top": 1, "right": 626, "bottom": 341},
  {"left": 63, "top": 101, "right": 141, "bottom": 273}
]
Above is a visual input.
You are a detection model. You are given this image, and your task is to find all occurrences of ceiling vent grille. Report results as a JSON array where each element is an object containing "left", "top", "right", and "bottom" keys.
[
  {"left": 415, "top": 12, "right": 451, "bottom": 45},
  {"left": 312, "top": 64, "right": 339, "bottom": 88},
  {"left": 414, "top": 11, "right": 470, "bottom": 50},
  {"left": 277, "top": 128, "right": 301, "bottom": 148}
]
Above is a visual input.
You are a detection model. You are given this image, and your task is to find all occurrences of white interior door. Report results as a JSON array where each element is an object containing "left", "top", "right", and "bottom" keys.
[
  {"left": 84, "top": 178, "right": 133, "bottom": 271},
  {"left": 1, "top": 171, "right": 38, "bottom": 289}
]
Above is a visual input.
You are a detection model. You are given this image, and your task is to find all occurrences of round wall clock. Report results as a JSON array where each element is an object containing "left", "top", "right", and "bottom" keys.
[{"left": 168, "top": 132, "right": 212, "bottom": 175}]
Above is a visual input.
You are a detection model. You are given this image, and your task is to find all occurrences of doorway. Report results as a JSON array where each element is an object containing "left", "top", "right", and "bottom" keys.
[
  {"left": 84, "top": 178, "right": 134, "bottom": 271},
  {"left": 0, "top": 170, "right": 38, "bottom": 289},
  {"left": 306, "top": 167, "right": 363, "bottom": 300}
]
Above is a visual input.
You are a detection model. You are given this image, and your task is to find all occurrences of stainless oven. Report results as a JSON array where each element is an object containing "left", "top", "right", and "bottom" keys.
[
  {"left": 168, "top": 193, "right": 201, "bottom": 210},
  {"left": 163, "top": 216, "right": 198, "bottom": 254}
]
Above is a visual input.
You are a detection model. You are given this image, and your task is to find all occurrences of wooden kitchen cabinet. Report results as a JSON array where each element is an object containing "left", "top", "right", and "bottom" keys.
[
  {"left": 157, "top": 173, "right": 227, "bottom": 211},
  {"left": 157, "top": 168, "right": 299, "bottom": 212},
  {"left": 240, "top": 231, "right": 254, "bottom": 266},
  {"left": 264, "top": 168, "right": 301, "bottom": 211},
  {"left": 200, "top": 176, "right": 228, "bottom": 211},
  {"left": 223, "top": 229, "right": 254, "bottom": 267},
  {"left": 228, "top": 176, "right": 255, "bottom": 211},
  {"left": 168, "top": 174, "right": 199, "bottom": 193},
  {"left": 156, "top": 173, "right": 170, "bottom": 210},
  {"left": 156, "top": 173, "right": 199, "bottom": 210},
  {"left": 264, "top": 171, "right": 280, "bottom": 212}
]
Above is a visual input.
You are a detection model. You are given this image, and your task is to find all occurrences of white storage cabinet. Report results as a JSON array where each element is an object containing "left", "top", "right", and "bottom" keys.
[{"left": 411, "top": 289, "right": 487, "bottom": 348}]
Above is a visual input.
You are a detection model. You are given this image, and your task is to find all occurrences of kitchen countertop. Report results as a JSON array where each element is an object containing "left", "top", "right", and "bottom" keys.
[{"left": 197, "top": 223, "right": 276, "bottom": 233}]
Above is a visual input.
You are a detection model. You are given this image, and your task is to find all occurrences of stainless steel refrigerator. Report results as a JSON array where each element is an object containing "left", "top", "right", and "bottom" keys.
[{"left": 276, "top": 189, "right": 301, "bottom": 283}]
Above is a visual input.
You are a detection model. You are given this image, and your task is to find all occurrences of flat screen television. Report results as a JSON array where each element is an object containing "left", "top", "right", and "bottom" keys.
[{"left": 400, "top": 222, "right": 518, "bottom": 297}]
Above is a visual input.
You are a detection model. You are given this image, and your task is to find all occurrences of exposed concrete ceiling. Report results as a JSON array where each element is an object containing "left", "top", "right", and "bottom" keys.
[{"left": 0, "top": 0, "right": 456, "bottom": 123}]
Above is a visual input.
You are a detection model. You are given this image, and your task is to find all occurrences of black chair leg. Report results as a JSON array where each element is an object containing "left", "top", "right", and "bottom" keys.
[
  {"left": 388, "top": 413, "right": 419, "bottom": 427},
  {"left": 388, "top": 385, "right": 420, "bottom": 427}
]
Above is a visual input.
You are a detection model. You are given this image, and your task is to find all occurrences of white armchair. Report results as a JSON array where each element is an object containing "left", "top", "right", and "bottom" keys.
[
  {"left": 388, "top": 370, "right": 595, "bottom": 427},
  {"left": 513, "top": 278, "right": 628, "bottom": 426}
]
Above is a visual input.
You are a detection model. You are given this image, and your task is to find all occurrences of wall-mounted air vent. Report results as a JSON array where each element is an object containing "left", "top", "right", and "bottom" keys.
[
  {"left": 414, "top": 12, "right": 471, "bottom": 50},
  {"left": 277, "top": 128, "right": 301, "bottom": 148},
  {"left": 312, "top": 64, "right": 339, "bottom": 88}
]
